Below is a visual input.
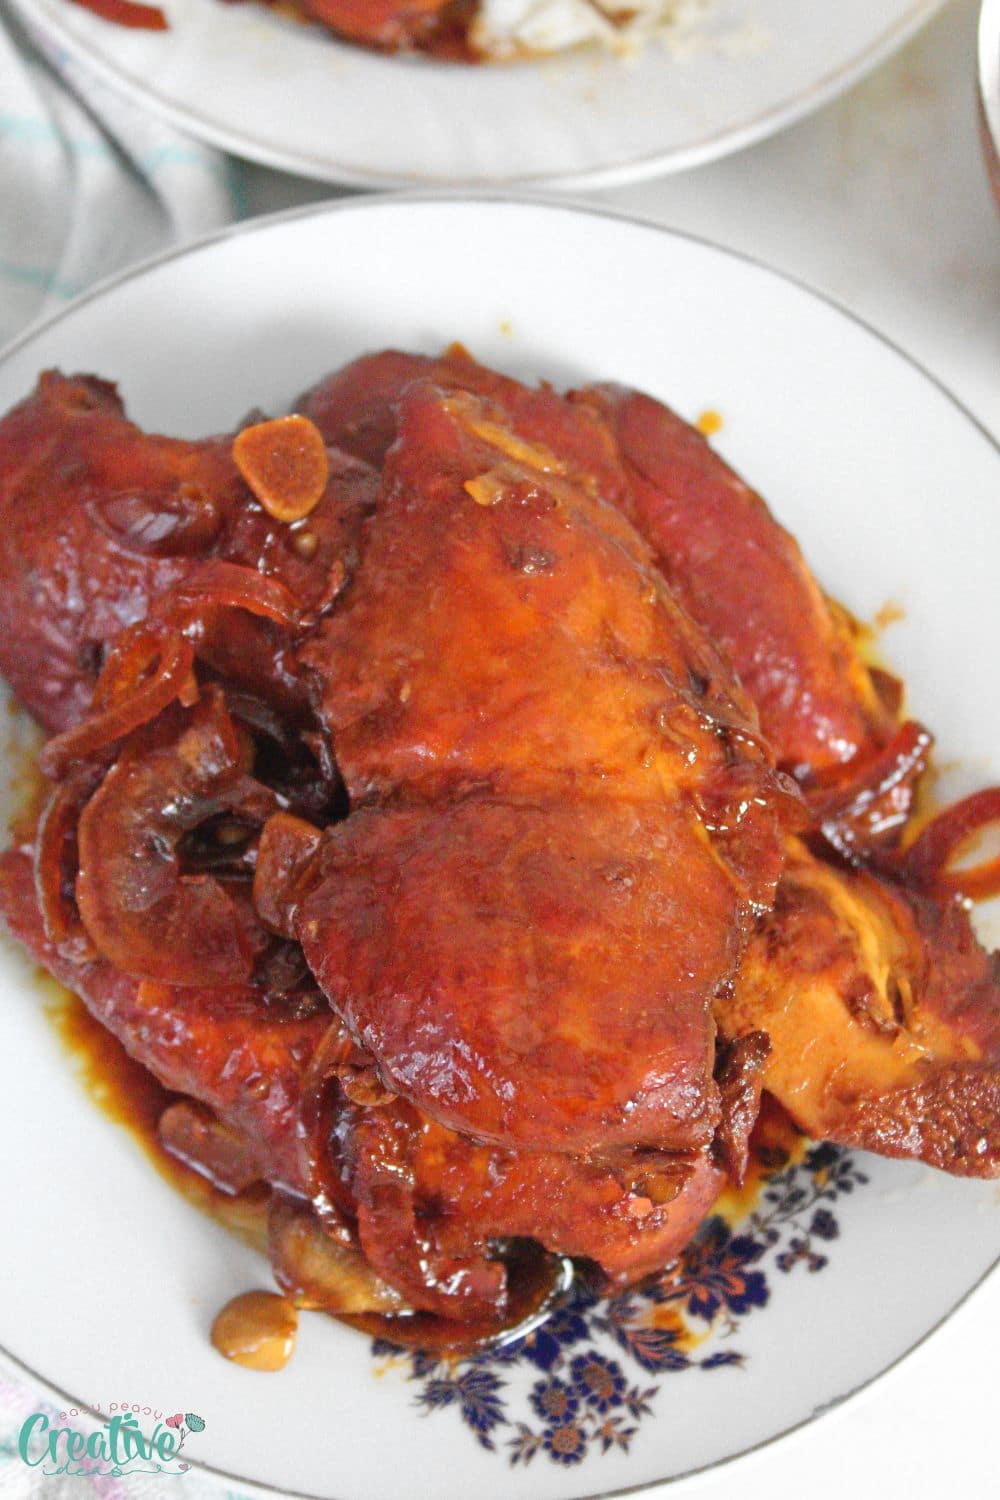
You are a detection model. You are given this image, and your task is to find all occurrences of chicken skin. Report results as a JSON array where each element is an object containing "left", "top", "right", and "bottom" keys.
[
  {"left": 718, "top": 837, "right": 1000, "bottom": 1175},
  {"left": 300, "top": 348, "right": 895, "bottom": 778},
  {"left": 0, "top": 371, "right": 375, "bottom": 732},
  {"left": 291, "top": 377, "right": 791, "bottom": 1155}
]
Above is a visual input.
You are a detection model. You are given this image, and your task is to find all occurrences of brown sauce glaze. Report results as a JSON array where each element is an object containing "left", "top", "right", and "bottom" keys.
[{"left": 342, "top": 1244, "right": 575, "bottom": 1356}]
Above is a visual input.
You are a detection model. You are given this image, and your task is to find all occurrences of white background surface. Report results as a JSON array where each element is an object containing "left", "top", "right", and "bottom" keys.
[{"left": 227, "top": 3, "right": 1000, "bottom": 1494}]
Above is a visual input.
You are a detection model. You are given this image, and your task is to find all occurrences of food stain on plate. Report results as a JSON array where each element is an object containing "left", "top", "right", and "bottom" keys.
[{"left": 43, "top": 984, "right": 272, "bottom": 1251}]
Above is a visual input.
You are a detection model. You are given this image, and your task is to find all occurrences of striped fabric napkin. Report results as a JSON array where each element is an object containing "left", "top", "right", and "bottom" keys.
[{"left": 0, "top": 7, "right": 245, "bottom": 346}]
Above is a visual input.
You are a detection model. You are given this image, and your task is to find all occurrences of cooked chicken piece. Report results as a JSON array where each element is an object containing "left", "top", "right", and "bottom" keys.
[
  {"left": 0, "top": 371, "right": 375, "bottom": 731},
  {"left": 0, "top": 840, "right": 748, "bottom": 1325},
  {"left": 0, "top": 845, "right": 325, "bottom": 1191},
  {"left": 300, "top": 349, "right": 895, "bottom": 778},
  {"left": 298, "top": 347, "right": 626, "bottom": 494},
  {"left": 718, "top": 837, "right": 1000, "bottom": 1175},
  {"left": 2, "top": 348, "right": 998, "bottom": 1352},
  {"left": 296, "top": 0, "right": 464, "bottom": 51},
  {"left": 574, "top": 384, "right": 896, "bottom": 775},
  {"left": 0, "top": 358, "right": 798, "bottom": 1333},
  {"left": 292, "top": 376, "right": 792, "bottom": 1156},
  {"left": 330, "top": 1097, "right": 728, "bottom": 1321}
]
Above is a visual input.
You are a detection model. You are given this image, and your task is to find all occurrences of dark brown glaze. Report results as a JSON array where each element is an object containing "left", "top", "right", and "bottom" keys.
[
  {"left": 300, "top": 374, "right": 786, "bottom": 823},
  {"left": 719, "top": 837, "right": 1000, "bottom": 1176},
  {"left": 296, "top": 798, "right": 736, "bottom": 1155},
  {"left": 2, "top": 837, "right": 732, "bottom": 1327},
  {"left": 75, "top": 694, "right": 280, "bottom": 986},
  {"left": 0, "top": 372, "right": 375, "bottom": 732},
  {"left": 713, "top": 1031, "right": 771, "bottom": 1185},
  {"left": 832, "top": 1063, "right": 1000, "bottom": 1175},
  {"left": 159, "top": 1100, "right": 266, "bottom": 1195},
  {"left": 298, "top": 348, "right": 626, "bottom": 495},
  {"left": 300, "top": 349, "right": 897, "bottom": 786}
]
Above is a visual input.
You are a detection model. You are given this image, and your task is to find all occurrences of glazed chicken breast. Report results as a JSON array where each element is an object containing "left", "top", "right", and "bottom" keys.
[{"left": 1, "top": 348, "right": 997, "bottom": 1350}]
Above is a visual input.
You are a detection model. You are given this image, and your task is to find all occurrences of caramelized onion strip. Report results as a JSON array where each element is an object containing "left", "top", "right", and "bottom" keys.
[
  {"left": 902, "top": 788, "right": 1000, "bottom": 901},
  {"left": 173, "top": 560, "right": 302, "bottom": 628},
  {"left": 37, "top": 559, "right": 301, "bottom": 779},
  {"left": 33, "top": 768, "right": 102, "bottom": 961},
  {"left": 74, "top": 691, "right": 279, "bottom": 986},
  {"left": 808, "top": 720, "right": 933, "bottom": 860},
  {"left": 39, "top": 626, "right": 195, "bottom": 778},
  {"left": 294, "top": 1014, "right": 395, "bottom": 1242}
]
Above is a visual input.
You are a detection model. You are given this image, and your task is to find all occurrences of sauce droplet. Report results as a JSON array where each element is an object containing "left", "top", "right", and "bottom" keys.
[
  {"left": 211, "top": 1291, "right": 298, "bottom": 1372},
  {"left": 696, "top": 409, "right": 723, "bottom": 437}
]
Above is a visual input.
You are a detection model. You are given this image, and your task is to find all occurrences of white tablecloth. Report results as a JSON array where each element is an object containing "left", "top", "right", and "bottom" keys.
[{"left": 0, "top": 1, "right": 997, "bottom": 1494}]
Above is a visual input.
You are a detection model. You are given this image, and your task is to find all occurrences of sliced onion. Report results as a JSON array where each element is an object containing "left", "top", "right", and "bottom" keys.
[
  {"left": 902, "top": 787, "right": 1000, "bottom": 901},
  {"left": 74, "top": 691, "right": 279, "bottom": 986},
  {"left": 295, "top": 1016, "right": 389, "bottom": 1215},
  {"left": 39, "top": 626, "right": 195, "bottom": 778},
  {"left": 268, "top": 1193, "right": 407, "bottom": 1315},
  {"left": 33, "top": 768, "right": 102, "bottom": 962},
  {"left": 173, "top": 560, "right": 302, "bottom": 628},
  {"left": 808, "top": 720, "right": 933, "bottom": 860}
]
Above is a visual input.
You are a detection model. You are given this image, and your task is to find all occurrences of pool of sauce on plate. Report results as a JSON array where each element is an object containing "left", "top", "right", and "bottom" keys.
[
  {"left": 210, "top": 1290, "right": 299, "bottom": 1372},
  {"left": 43, "top": 984, "right": 271, "bottom": 1252}
]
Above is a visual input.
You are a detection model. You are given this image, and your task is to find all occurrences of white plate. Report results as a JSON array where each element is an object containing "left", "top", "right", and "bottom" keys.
[
  {"left": 11, "top": 0, "right": 945, "bottom": 187},
  {"left": 0, "top": 197, "right": 998, "bottom": 1500}
]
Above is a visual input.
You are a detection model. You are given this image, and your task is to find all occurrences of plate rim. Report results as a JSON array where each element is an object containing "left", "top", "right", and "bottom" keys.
[
  {"left": 1, "top": 189, "right": 997, "bottom": 456},
  {"left": 3, "top": 1229, "right": 1000, "bottom": 1500},
  {"left": 10, "top": 0, "right": 947, "bottom": 189},
  {"left": 0, "top": 190, "right": 998, "bottom": 1500}
]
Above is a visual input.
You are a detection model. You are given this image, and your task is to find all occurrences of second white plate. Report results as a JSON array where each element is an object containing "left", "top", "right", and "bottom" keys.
[{"left": 13, "top": 0, "right": 943, "bottom": 187}]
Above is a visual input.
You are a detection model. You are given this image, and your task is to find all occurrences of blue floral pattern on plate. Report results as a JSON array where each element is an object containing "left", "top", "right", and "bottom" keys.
[{"left": 371, "top": 1142, "right": 869, "bottom": 1468}]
